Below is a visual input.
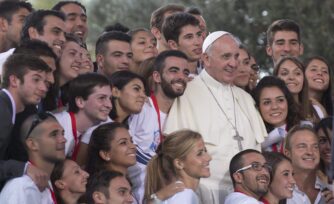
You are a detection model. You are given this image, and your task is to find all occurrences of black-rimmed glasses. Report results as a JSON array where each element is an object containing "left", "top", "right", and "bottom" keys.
[
  {"left": 235, "top": 162, "right": 271, "bottom": 173},
  {"left": 25, "top": 112, "right": 55, "bottom": 139}
]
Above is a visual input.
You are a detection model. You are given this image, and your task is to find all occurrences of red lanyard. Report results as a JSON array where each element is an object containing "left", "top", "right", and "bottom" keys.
[
  {"left": 150, "top": 92, "right": 164, "bottom": 144},
  {"left": 272, "top": 142, "right": 284, "bottom": 153},
  {"left": 271, "top": 127, "right": 287, "bottom": 153},
  {"left": 28, "top": 161, "right": 57, "bottom": 204},
  {"left": 49, "top": 187, "right": 57, "bottom": 204},
  {"left": 261, "top": 197, "right": 270, "bottom": 204},
  {"left": 69, "top": 112, "right": 81, "bottom": 160}
]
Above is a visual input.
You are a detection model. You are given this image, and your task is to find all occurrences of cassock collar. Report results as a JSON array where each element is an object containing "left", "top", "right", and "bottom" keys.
[{"left": 200, "top": 69, "right": 232, "bottom": 92}]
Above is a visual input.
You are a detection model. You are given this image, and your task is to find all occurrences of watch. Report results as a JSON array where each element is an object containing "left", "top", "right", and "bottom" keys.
[{"left": 150, "top": 193, "right": 162, "bottom": 204}]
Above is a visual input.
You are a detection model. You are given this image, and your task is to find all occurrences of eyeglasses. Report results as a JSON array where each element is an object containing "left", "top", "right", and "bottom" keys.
[
  {"left": 25, "top": 112, "right": 55, "bottom": 139},
  {"left": 235, "top": 162, "right": 271, "bottom": 173}
]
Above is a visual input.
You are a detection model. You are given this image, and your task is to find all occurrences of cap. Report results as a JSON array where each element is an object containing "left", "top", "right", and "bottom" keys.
[{"left": 202, "top": 31, "right": 230, "bottom": 53}]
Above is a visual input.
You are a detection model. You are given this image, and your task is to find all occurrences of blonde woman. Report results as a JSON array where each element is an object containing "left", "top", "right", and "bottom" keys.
[{"left": 144, "top": 130, "right": 211, "bottom": 204}]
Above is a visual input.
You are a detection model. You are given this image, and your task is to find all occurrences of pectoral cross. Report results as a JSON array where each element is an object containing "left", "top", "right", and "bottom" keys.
[{"left": 233, "top": 130, "right": 244, "bottom": 151}]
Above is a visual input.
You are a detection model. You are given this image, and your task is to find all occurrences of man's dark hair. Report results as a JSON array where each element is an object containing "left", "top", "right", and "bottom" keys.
[
  {"left": 185, "top": 6, "right": 202, "bottom": 15},
  {"left": 64, "top": 32, "right": 84, "bottom": 47},
  {"left": 154, "top": 50, "right": 188, "bottom": 74},
  {"left": 1, "top": 53, "right": 51, "bottom": 88},
  {"left": 229, "top": 149, "right": 261, "bottom": 187},
  {"left": 0, "top": 1, "right": 33, "bottom": 22},
  {"left": 21, "top": 10, "right": 65, "bottom": 42},
  {"left": 150, "top": 4, "right": 184, "bottom": 30},
  {"left": 95, "top": 31, "right": 131, "bottom": 56},
  {"left": 86, "top": 170, "right": 124, "bottom": 204},
  {"left": 14, "top": 39, "right": 57, "bottom": 61},
  {"left": 52, "top": 1, "right": 86, "bottom": 13},
  {"left": 68, "top": 73, "right": 110, "bottom": 113},
  {"left": 162, "top": 12, "right": 199, "bottom": 43},
  {"left": 104, "top": 22, "right": 129, "bottom": 33},
  {"left": 266, "top": 19, "right": 301, "bottom": 46}
]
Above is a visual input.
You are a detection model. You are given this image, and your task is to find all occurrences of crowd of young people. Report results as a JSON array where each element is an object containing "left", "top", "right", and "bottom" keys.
[{"left": 0, "top": 1, "right": 333, "bottom": 204}]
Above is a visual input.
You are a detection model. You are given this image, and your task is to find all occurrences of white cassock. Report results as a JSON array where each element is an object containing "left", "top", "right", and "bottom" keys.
[{"left": 164, "top": 69, "right": 267, "bottom": 204}]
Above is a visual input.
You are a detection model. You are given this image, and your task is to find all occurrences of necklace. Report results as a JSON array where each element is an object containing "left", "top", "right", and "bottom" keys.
[{"left": 200, "top": 76, "right": 244, "bottom": 151}]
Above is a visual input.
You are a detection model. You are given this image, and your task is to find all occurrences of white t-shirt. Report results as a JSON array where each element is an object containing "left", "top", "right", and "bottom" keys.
[
  {"left": 287, "top": 176, "right": 331, "bottom": 204},
  {"left": 128, "top": 97, "right": 167, "bottom": 203},
  {"left": 0, "top": 48, "right": 14, "bottom": 77},
  {"left": 0, "top": 175, "right": 53, "bottom": 204},
  {"left": 224, "top": 192, "right": 263, "bottom": 204},
  {"left": 53, "top": 111, "right": 76, "bottom": 156},
  {"left": 81, "top": 117, "right": 113, "bottom": 144},
  {"left": 163, "top": 189, "right": 199, "bottom": 204}
]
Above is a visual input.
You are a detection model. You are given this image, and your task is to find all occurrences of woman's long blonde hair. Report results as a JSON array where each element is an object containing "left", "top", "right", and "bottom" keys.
[{"left": 143, "top": 129, "right": 202, "bottom": 202}]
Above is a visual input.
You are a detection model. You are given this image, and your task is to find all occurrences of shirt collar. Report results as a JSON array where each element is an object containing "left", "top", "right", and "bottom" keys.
[
  {"left": 2, "top": 89, "right": 16, "bottom": 124},
  {"left": 200, "top": 69, "right": 232, "bottom": 91}
]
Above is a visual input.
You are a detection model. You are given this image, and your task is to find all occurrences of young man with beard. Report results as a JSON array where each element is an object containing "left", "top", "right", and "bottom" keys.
[
  {"left": 53, "top": 73, "right": 112, "bottom": 160},
  {"left": 0, "top": 112, "right": 66, "bottom": 203},
  {"left": 284, "top": 125, "right": 334, "bottom": 204},
  {"left": 162, "top": 12, "right": 203, "bottom": 77},
  {"left": 52, "top": 1, "right": 88, "bottom": 42},
  {"left": 128, "top": 50, "right": 189, "bottom": 203},
  {"left": 225, "top": 149, "right": 270, "bottom": 204}
]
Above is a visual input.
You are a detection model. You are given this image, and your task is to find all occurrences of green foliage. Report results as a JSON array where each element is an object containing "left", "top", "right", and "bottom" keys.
[{"left": 31, "top": 0, "right": 334, "bottom": 70}]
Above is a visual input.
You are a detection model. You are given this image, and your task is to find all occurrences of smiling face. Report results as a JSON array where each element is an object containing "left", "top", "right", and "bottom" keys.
[
  {"left": 305, "top": 59, "right": 330, "bottom": 93},
  {"left": 203, "top": 35, "right": 240, "bottom": 84},
  {"left": 276, "top": 59, "right": 304, "bottom": 95},
  {"left": 285, "top": 130, "right": 320, "bottom": 171},
  {"left": 232, "top": 152, "right": 270, "bottom": 199},
  {"left": 178, "top": 138, "right": 211, "bottom": 180},
  {"left": 266, "top": 31, "right": 303, "bottom": 64},
  {"left": 79, "top": 47, "right": 94, "bottom": 74},
  {"left": 58, "top": 159, "right": 89, "bottom": 194},
  {"left": 60, "top": 3, "right": 88, "bottom": 41},
  {"left": 16, "top": 70, "right": 48, "bottom": 106},
  {"left": 269, "top": 160, "right": 295, "bottom": 200},
  {"left": 107, "top": 127, "right": 136, "bottom": 169},
  {"left": 259, "top": 86, "right": 288, "bottom": 127},
  {"left": 240, "top": 153, "right": 270, "bottom": 198},
  {"left": 234, "top": 48, "right": 251, "bottom": 88},
  {"left": 130, "top": 30, "right": 157, "bottom": 64},
  {"left": 59, "top": 41, "right": 82, "bottom": 83},
  {"left": 317, "top": 128, "right": 332, "bottom": 167},
  {"left": 81, "top": 85, "right": 113, "bottom": 124},
  {"left": 113, "top": 78, "right": 146, "bottom": 115},
  {"left": 30, "top": 15, "right": 66, "bottom": 57},
  {"left": 156, "top": 56, "right": 189, "bottom": 98}
]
